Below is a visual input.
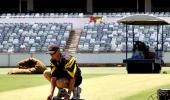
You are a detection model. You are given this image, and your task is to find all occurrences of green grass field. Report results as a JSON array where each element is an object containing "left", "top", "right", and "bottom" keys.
[
  {"left": 1, "top": 67, "right": 170, "bottom": 100},
  {"left": 0, "top": 73, "right": 111, "bottom": 92}
]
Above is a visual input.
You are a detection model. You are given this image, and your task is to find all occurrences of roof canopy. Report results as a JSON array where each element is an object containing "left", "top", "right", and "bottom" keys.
[{"left": 117, "top": 14, "right": 170, "bottom": 25}]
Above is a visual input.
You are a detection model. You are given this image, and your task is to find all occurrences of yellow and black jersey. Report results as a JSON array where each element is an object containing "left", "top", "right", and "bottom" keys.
[{"left": 50, "top": 54, "right": 81, "bottom": 79}]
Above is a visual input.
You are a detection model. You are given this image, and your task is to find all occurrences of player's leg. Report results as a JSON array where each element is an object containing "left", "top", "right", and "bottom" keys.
[
  {"left": 72, "top": 87, "right": 81, "bottom": 99},
  {"left": 44, "top": 70, "right": 69, "bottom": 87},
  {"left": 44, "top": 71, "right": 69, "bottom": 99},
  {"left": 56, "top": 78, "right": 69, "bottom": 88},
  {"left": 53, "top": 78, "right": 69, "bottom": 100},
  {"left": 72, "top": 75, "right": 82, "bottom": 99},
  {"left": 43, "top": 70, "right": 51, "bottom": 82}
]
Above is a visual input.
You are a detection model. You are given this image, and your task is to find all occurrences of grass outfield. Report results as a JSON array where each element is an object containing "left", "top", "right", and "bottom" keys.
[
  {"left": 0, "top": 67, "right": 117, "bottom": 92},
  {"left": 1, "top": 67, "right": 170, "bottom": 100}
]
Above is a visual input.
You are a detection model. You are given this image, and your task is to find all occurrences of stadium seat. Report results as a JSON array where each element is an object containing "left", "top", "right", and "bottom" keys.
[{"left": 0, "top": 22, "right": 72, "bottom": 53}]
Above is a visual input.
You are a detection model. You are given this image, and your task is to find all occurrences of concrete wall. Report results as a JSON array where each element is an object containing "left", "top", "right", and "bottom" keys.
[{"left": 1, "top": 52, "right": 170, "bottom": 67}]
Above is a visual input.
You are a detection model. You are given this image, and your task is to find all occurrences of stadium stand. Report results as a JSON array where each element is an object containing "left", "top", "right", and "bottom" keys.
[
  {"left": 1, "top": 0, "right": 170, "bottom": 66},
  {"left": 77, "top": 21, "right": 170, "bottom": 53},
  {"left": 1, "top": 13, "right": 170, "bottom": 53},
  {"left": 0, "top": 22, "right": 73, "bottom": 53}
]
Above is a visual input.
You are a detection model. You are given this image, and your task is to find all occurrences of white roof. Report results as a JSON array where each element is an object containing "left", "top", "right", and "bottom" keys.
[{"left": 117, "top": 14, "right": 170, "bottom": 25}]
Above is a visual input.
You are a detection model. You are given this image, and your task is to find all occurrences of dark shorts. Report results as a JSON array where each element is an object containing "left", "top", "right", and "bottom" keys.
[
  {"left": 75, "top": 75, "right": 82, "bottom": 87},
  {"left": 52, "top": 68, "right": 82, "bottom": 87},
  {"left": 57, "top": 70, "right": 82, "bottom": 87},
  {"left": 74, "top": 67, "right": 82, "bottom": 87},
  {"left": 53, "top": 70, "right": 71, "bottom": 79}
]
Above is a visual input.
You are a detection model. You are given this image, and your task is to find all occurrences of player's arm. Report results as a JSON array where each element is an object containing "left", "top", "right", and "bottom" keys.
[
  {"left": 64, "top": 57, "right": 77, "bottom": 78},
  {"left": 50, "top": 62, "right": 57, "bottom": 75},
  {"left": 46, "top": 62, "right": 57, "bottom": 100},
  {"left": 47, "top": 77, "right": 57, "bottom": 100}
]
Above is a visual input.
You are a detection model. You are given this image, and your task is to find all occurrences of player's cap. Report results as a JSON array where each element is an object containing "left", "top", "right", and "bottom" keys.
[{"left": 46, "top": 44, "right": 60, "bottom": 54}]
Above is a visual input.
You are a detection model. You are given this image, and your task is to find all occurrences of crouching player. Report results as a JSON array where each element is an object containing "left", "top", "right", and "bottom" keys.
[{"left": 44, "top": 44, "right": 82, "bottom": 100}]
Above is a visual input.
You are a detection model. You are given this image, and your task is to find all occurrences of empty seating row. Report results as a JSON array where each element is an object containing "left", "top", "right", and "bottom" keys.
[
  {"left": 92, "top": 12, "right": 170, "bottom": 17},
  {"left": 0, "top": 13, "right": 84, "bottom": 18},
  {"left": 78, "top": 22, "right": 170, "bottom": 53},
  {"left": 1, "top": 12, "right": 170, "bottom": 19},
  {"left": 0, "top": 23, "right": 72, "bottom": 53}
]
